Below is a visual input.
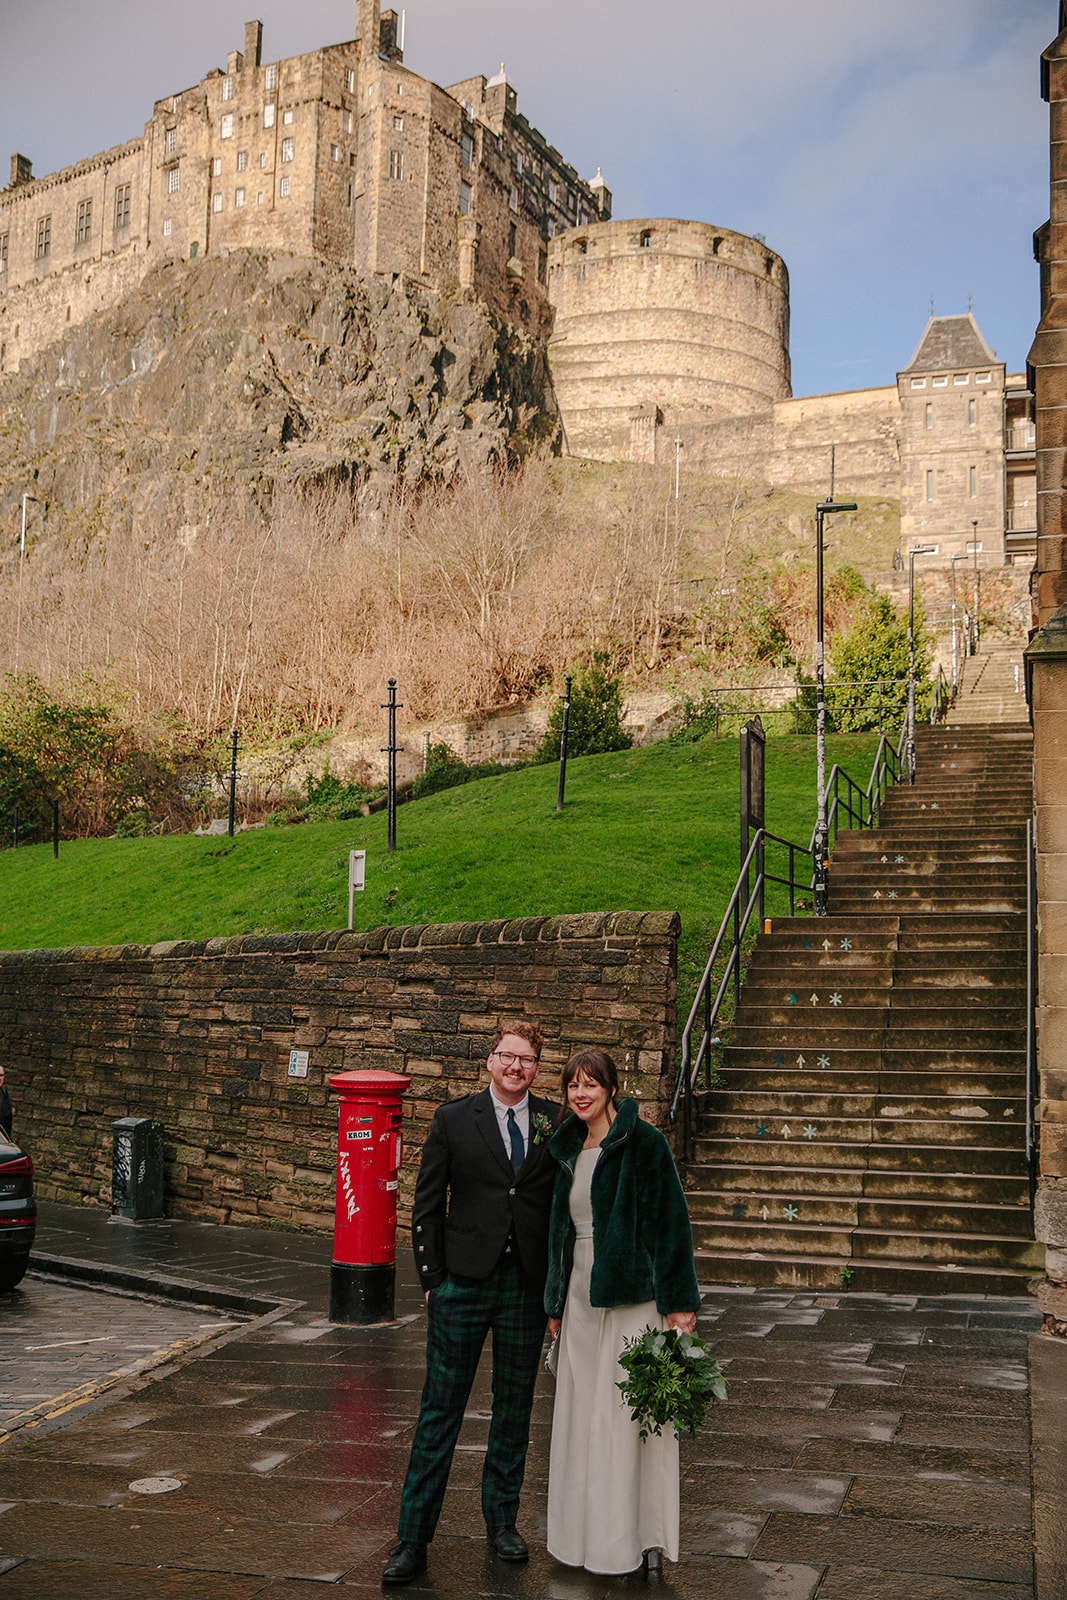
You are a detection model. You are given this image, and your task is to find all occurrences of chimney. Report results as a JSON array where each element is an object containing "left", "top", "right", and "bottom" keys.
[
  {"left": 8, "top": 153, "right": 32, "bottom": 188},
  {"left": 245, "top": 21, "right": 263, "bottom": 68}
]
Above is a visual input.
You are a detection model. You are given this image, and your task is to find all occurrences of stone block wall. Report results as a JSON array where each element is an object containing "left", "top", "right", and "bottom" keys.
[{"left": 0, "top": 910, "right": 679, "bottom": 1232}]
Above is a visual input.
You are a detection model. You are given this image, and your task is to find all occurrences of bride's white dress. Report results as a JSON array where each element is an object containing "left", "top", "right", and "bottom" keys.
[{"left": 546, "top": 1147, "right": 679, "bottom": 1574}]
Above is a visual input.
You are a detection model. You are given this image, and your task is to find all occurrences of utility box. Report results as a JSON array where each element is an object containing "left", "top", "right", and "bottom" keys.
[{"left": 111, "top": 1117, "right": 164, "bottom": 1220}]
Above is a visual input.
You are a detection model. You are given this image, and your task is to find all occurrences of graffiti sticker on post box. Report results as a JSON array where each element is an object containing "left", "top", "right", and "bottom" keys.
[
  {"left": 288, "top": 1050, "right": 309, "bottom": 1078},
  {"left": 347, "top": 1129, "right": 373, "bottom": 1141}
]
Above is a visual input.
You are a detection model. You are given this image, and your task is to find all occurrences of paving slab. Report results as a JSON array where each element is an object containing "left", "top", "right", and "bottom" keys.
[{"left": 0, "top": 1201, "right": 1046, "bottom": 1596}]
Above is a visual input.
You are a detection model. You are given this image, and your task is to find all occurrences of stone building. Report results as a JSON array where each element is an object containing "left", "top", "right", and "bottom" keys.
[
  {"left": 546, "top": 218, "right": 791, "bottom": 463},
  {"left": 0, "top": 1, "right": 610, "bottom": 372}
]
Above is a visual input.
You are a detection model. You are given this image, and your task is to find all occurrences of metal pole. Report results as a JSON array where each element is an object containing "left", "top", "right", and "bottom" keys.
[
  {"left": 906, "top": 545, "right": 936, "bottom": 783},
  {"left": 15, "top": 494, "right": 35, "bottom": 677},
  {"left": 52, "top": 797, "right": 59, "bottom": 860},
  {"left": 384, "top": 678, "right": 399, "bottom": 853},
  {"left": 971, "top": 519, "right": 979, "bottom": 650},
  {"left": 950, "top": 553, "right": 967, "bottom": 696},
  {"left": 556, "top": 674, "right": 572, "bottom": 812},
  {"left": 227, "top": 728, "right": 238, "bottom": 838},
  {"left": 814, "top": 504, "right": 827, "bottom": 913}
]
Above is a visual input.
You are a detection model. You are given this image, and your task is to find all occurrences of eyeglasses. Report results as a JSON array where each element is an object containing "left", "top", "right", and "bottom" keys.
[{"left": 493, "top": 1051, "right": 539, "bottom": 1068}]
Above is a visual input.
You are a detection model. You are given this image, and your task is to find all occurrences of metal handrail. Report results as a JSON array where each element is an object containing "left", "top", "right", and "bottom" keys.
[
  {"left": 671, "top": 726, "right": 909, "bottom": 1158},
  {"left": 1026, "top": 817, "right": 1038, "bottom": 1189},
  {"left": 684, "top": 680, "right": 928, "bottom": 739}
]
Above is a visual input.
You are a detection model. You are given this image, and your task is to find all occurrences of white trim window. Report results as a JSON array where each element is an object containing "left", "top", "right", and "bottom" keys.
[
  {"left": 234, "top": 187, "right": 245, "bottom": 208},
  {"left": 168, "top": 166, "right": 180, "bottom": 193},
  {"left": 212, "top": 194, "right": 224, "bottom": 213},
  {"left": 281, "top": 137, "right": 294, "bottom": 163},
  {"left": 222, "top": 76, "right": 234, "bottom": 101},
  {"left": 264, "top": 103, "right": 275, "bottom": 128},
  {"left": 221, "top": 114, "right": 234, "bottom": 139}
]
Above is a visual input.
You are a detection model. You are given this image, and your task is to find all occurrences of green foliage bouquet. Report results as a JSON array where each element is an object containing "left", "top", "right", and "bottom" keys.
[{"left": 616, "top": 1326, "right": 727, "bottom": 1441}]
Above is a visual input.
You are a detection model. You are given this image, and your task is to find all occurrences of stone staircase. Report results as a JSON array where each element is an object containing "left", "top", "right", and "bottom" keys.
[
  {"left": 687, "top": 719, "right": 1039, "bottom": 1294},
  {"left": 952, "top": 633, "right": 1028, "bottom": 723}
]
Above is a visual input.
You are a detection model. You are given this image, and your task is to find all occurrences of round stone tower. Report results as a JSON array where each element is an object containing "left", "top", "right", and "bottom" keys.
[{"left": 546, "top": 217, "right": 791, "bottom": 462}]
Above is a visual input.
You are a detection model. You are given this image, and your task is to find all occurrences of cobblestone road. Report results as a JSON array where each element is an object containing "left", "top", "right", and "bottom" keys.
[{"left": 0, "top": 1274, "right": 244, "bottom": 1443}]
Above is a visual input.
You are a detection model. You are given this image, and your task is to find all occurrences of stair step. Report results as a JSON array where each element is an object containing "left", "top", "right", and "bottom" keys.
[
  {"left": 693, "top": 1138, "right": 1029, "bottom": 1174},
  {"left": 687, "top": 1191, "right": 1034, "bottom": 1238},
  {"left": 692, "top": 1250, "right": 1038, "bottom": 1296},
  {"left": 687, "top": 1164, "right": 1030, "bottom": 1205}
]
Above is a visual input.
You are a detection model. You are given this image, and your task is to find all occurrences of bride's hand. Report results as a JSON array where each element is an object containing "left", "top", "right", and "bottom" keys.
[
  {"left": 667, "top": 1311, "right": 696, "bottom": 1335},
  {"left": 548, "top": 1318, "right": 562, "bottom": 1337}
]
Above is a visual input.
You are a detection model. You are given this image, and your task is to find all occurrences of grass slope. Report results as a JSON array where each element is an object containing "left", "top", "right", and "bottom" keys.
[{"left": 0, "top": 733, "right": 882, "bottom": 1007}]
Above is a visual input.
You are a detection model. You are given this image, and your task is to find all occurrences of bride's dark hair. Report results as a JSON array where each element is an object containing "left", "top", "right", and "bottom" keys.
[{"left": 561, "top": 1047, "right": 620, "bottom": 1107}]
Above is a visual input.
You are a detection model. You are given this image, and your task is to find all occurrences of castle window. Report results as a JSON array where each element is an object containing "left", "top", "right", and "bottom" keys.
[
  {"left": 345, "top": 68, "right": 356, "bottom": 93},
  {"left": 393, "top": 115, "right": 404, "bottom": 131},
  {"left": 331, "top": 144, "right": 341, "bottom": 161},
  {"left": 926, "top": 470, "right": 934, "bottom": 502},
  {"left": 459, "top": 179, "right": 471, "bottom": 215},
  {"left": 221, "top": 114, "right": 234, "bottom": 139},
  {"left": 343, "top": 110, "right": 354, "bottom": 132},
  {"left": 114, "top": 184, "right": 131, "bottom": 228},
  {"left": 976, "top": 372, "right": 992, "bottom": 384},
  {"left": 969, "top": 399, "right": 976, "bottom": 425},
  {"left": 549, "top": 178, "right": 558, "bottom": 202},
  {"left": 515, "top": 152, "right": 523, "bottom": 175},
  {"left": 538, "top": 249, "right": 547, "bottom": 284},
  {"left": 212, "top": 193, "right": 223, "bottom": 213},
  {"left": 283, "top": 109, "right": 294, "bottom": 125},
  {"left": 257, "top": 191, "right": 264, "bottom": 205},
  {"left": 932, "top": 376, "right": 947, "bottom": 387},
  {"left": 925, "top": 403, "right": 933, "bottom": 430},
  {"left": 509, "top": 184, "right": 519, "bottom": 212},
  {"left": 389, "top": 149, "right": 404, "bottom": 180},
  {"left": 163, "top": 218, "right": 172, "bottom": 235},
  {"left": 0, "top": 234, "right": 7, "bottom": 272},
  {"left": 509, "top": 222, "right": 517, "bottom": 256},
  {"left": 260, "top": 152, "right": 267, "bottom": 168},
  {"left": 281, "top": 137, "right": 295, "bottom": 163},
  {"left": 764, "top": 256, "right": 773, "bottom": 275},
  {"left": 234, "top": 187, "right": 245, "bottom": 207},
  {"left": 461, "top": 132, "right": 473, "bottom": 167},
  {"left": 279, "top": 175, "right": 290, "bottom": 197},
  {"left": 577, "top": 237, "right": 587, "bottom": 255},
  {"left": 578, "top": 209, "right": 588, "bottom": 226},
  {"left": 264, "top": 103, "right": 275, "bottom": 128},
  {"left": 166, "top": 128, "right": 177, "bottom": 153},
  {"left": 954, "top": 374, "right": 969, "bottom": 385},
  {"left": 547, "top": 217, "right": 556, "bottom": 239},
  {"left": 969, "top": 466, "right": 977, "bottom": 498},
  {"left": 910, "top": 378, "right": 926, "bottom": 389},
  {"left": 168, "top": 165, "right": 180, "bottom": 193},
  {"left": 223, "top": 76, "right": 234, "bottom": 101},
  {"left": 640, "top": 230, "right": 652, "bottom": 247},
  {"left": 237, "top": 149, "right": 248, "bottom": 171},
  {"left": 266, "top": 63, "right": 277, "bottom": 90},
  {"left": 712, "top": 236, "right": 722, "bottom": 254},
  {"left": 75, "top": 198, "right": 93, "bottom": 244}
]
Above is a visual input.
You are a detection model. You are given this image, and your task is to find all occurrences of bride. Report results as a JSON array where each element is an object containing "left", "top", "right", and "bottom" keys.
[{"left": 543, "top": 1048, "right": 701, "bottom": 1576}]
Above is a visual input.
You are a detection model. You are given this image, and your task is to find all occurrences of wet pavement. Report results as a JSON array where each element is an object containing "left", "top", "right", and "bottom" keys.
[
  {"left": 0, "top": 1202, "right": 1051, "bottom": 1597},
  {"left": 0, "top": 1277, "right": 244, "bottom": 1441}
]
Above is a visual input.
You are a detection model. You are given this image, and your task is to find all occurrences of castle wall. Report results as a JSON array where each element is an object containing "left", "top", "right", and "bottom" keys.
[
  {"left": 547, "top": 218, "right": 791, "bottom": 462},
  {"left": 769, "top": 386, "right": 901, "bottom": 496}
]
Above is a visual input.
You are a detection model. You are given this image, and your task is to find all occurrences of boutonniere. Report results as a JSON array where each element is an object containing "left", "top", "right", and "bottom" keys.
[{"left": 531, "top": 1111, "right": 555, "bottom": 1146}]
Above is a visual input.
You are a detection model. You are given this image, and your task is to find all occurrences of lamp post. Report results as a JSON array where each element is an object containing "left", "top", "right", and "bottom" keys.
[
  {"left": 813, "top": 496, "right": 857, "bottom": 915},
  {"left": 15, "top": 493, "right": 38, "bottom": 676},
  {"left": 906, "top": 544, "right": 936, "bottom": 783},
  {"left": 949, "top": 553, "right": 968, "bottom": 696},
  {"left": 971, "top": 519, "right": 979, "bottom": 653}
]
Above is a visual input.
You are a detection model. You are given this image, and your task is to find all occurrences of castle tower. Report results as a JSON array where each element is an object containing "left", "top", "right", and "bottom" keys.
[
  {"left": 897, "top": 313, "right": 1006, "bottom": 560},
  {"left": 546, "top": 218, "right": 791, "bottom": 463}
]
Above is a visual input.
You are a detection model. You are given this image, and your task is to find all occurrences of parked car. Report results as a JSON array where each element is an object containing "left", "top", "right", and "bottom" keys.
[{"left": 0, "top": 1135, "right": 36, "bottom": 1290}]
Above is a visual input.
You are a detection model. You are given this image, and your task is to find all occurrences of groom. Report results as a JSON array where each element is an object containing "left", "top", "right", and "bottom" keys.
[{"left": 382, "top": 1022, "right": 557, "bottom": 1585}]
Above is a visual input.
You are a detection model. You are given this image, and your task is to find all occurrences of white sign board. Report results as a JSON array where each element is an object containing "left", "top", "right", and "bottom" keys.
[
  {"left": 348, "top": 849, "right": 367, "bottom": 929},
  {"left": 288, "top": 1049, "right": 309, "bottom": 1078}
]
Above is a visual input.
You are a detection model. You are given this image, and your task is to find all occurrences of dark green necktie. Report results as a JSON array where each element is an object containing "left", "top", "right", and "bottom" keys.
[{"left": 506, "top": 1108, "right": 525, "bottom": 1173}]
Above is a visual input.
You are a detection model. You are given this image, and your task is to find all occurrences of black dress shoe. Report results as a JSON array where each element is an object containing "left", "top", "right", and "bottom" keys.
[
  {"left": 487, "top": 1526, "right": 529, "bottom": 1562},
  {"left": 382, "top": 1541, "right": 427, "bottom": 1585}
]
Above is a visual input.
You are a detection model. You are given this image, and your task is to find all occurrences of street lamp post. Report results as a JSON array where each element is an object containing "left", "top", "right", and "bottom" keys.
[
  {"left": 907, "top": 544, "right": 937, "bottom": 783},
  {"left": 813, "top": 496, "right": 857, "bottom": 915},
  {"left": 971, "top": 519, "right": 979, "bottom": 653},
  {"left": 949, "top": 553, "right": 968, "bottom": 696}
]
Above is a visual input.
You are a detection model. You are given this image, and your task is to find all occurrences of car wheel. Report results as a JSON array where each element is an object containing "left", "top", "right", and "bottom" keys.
[{"left": 0, "top": 1255, "right": 30, "bottom": 1292}]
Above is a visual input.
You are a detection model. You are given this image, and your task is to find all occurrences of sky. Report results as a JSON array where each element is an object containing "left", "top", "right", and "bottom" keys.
[{"left": 0, "top": 0, "right": 1055, "bottom": 396}]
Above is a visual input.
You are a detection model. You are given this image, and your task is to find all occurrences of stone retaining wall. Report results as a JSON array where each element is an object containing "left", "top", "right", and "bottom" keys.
[{"left": 0, "top": 911, "right": 679, "bottom": 1231}]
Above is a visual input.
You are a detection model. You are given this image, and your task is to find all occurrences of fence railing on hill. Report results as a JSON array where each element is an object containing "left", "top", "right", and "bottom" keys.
[{"left": 689, "top": 677, "right": 943, "bottom": 739}]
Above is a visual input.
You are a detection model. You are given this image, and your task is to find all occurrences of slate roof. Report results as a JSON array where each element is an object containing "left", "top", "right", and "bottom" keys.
[{"left": 900, "top": 314, "right": 999, "bottom": 374}]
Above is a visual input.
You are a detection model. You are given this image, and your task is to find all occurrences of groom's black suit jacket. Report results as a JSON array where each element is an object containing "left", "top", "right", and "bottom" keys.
[{"left": 411, "top": 1088, "right": 558, "bottom": 1292}]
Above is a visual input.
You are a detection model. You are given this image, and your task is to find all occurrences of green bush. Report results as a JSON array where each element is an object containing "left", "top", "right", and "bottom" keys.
[
  {"left": 412, "top": 742, "right": 514, "bottom": 800},
  {"left": 304, "top": 766, "right": 373, "bottom": 820},
  {"left": 826, "top": 592, "right": 931, "bottom": 732},
  {"left": 537, "top": 650, "right": 632, "bottom": 762}
]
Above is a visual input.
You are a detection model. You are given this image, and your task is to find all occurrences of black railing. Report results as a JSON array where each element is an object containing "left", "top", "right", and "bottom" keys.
[
  {"left": 671, "top": 725, "right": 909, "bottom": 1159},
  {"left": 683, "top": 679, "right": 936, "bottom": 740},
  {"left": 1026, "top": 817, "right": 1038, "bottom": 1193}
]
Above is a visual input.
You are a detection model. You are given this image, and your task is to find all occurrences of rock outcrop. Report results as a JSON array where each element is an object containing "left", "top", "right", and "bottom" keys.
[{"left": 0, "top": 250, "right": 559, "bottom": 542}]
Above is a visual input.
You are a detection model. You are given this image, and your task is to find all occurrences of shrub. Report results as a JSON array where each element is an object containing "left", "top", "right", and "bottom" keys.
[{"left": 537, "top": 650, "right": 632, "bottom": 762}]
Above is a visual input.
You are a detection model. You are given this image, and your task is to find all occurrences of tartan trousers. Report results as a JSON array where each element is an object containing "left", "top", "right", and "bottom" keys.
[{"left": 397, "top": 1256, "right": 547, "bottom": 1543}]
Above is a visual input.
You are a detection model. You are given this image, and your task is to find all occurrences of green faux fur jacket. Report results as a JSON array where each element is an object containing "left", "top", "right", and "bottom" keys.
[{"left": 543, "top": 1097, "right": 701, "bottom": 1318}]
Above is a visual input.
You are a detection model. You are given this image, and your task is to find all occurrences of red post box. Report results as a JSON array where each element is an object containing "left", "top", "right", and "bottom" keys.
[{"left": 328, "top": 1069, "right": 411, "bottom": 1323}]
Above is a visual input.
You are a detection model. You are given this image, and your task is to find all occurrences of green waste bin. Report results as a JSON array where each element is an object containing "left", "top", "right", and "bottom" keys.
[{"left": 111, "top": 1117, "right": 164, "bottom": 1220}]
